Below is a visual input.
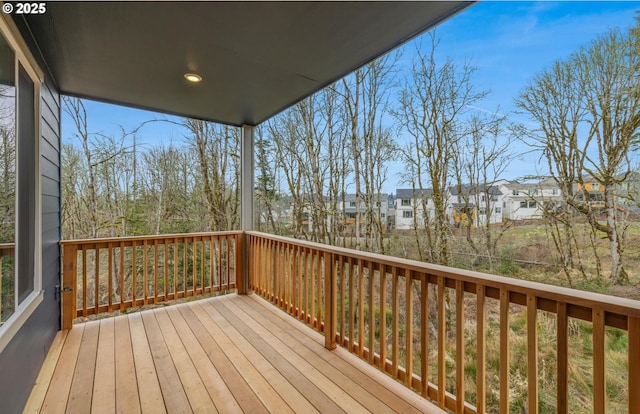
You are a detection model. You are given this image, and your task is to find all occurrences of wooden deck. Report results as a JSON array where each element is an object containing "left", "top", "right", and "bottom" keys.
[{"left": 25, "top": 294, "right": 444, "bottom": 414}]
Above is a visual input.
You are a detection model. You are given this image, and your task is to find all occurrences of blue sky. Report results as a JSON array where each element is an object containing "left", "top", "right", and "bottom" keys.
[{"left": 62, "top": 1, "right": 640, "bottom": 191}]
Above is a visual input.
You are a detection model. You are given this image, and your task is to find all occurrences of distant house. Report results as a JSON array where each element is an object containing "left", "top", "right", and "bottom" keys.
[
  {"left": 574, "top": 176, "right": 605, "bottom": 211},
  {"left": 448, "top": 184, "right": 505, "bottom": 226},
  {"left": 617, "top": 172, "right": 640, "bottom": 215},
  {"left": 338, "top": 193, "right": 390, "bottom": 233},
  {"left": 395, "top": 188, "right": 434, "bottom": 230},
  {"left": 499, "top": 177, "right": 563, "bottom": 220}
]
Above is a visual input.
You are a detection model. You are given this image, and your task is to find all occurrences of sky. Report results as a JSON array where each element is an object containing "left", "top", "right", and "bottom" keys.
[{"left": 62, "top": 1, "right": 640, "bottom": 193}]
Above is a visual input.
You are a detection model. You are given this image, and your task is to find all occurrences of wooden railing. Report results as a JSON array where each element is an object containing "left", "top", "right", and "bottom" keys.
[
  {"left": 60, "top": 232, "right": 242, "bottom": 329},
  {"left": 0, "top": 242, "right": 15, "bottom": 324},
  {"left": 246, "top": 231, "right": 640, "bottom": 414}
]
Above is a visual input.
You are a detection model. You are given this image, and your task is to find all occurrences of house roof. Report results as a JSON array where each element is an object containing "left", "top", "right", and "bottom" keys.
[
  {"left": 449, "top": 184, "right": 502, "bottom": 196},
  {"left": 342, "top": 193, "right": 387, "bottom": 203},
  {"left": 396, "top": 188, "right": 433, "bottom": 198},
  {"left": 18, "top": 2, "right": 471, "bottom": 126}
]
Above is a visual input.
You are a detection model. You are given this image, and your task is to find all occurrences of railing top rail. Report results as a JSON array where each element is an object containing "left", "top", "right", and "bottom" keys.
[
  {"left": 60, "top": 230, "right": 243, "bottom": 246},
  {"left": 246, "top": 231, "right": 640, "bottom": 318},
  {"left": 0, "top": 242, "right": 14, "bottom": 254}
]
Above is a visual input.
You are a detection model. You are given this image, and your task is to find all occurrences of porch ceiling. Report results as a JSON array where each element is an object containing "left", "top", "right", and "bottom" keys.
[{"left": 19, "top": 1, "right": 471, "bottom": 126}]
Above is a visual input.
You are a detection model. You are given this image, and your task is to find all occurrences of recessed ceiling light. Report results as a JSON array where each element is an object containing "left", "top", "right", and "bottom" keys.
[{"left": 184, "top": 73, "right": 203, "bottom": 83}]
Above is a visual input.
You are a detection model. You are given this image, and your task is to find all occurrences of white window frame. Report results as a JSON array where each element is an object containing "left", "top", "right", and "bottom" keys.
[{"left": 0, "top": 14, "right": 43, "bottom": 353}]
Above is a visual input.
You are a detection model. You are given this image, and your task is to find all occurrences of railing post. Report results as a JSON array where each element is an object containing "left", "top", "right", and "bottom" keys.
[
  {"left": 323, "top": 251, "right": 336, "bottom": 350},
  {"left": 235, "top": 233, "right": 247, "bottom": 295},
  {"left": 61, "top": 244, "right": 78, "bottom": 330}
]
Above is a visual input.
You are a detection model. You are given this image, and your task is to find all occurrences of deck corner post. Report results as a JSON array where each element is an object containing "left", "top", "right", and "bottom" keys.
[
  {"left": 235, "top": 232, "right": 249, "bottom": 295},
  {"left": 323, "top": 251, "right": 337, "bottom": 350},
  {"left": 61, "top": 244, "right": 78, "bottom": 330},
  {"left": 240, "top": 124, "right": 255, "bottom": 295}
]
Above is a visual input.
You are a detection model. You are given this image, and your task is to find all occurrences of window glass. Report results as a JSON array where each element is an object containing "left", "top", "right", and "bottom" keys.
[
  {"left": 403, "top": 210, "right": 413, "bottom": 218},
  {"left": 0, "top": 31, "right": 15, "bottom": 324},
  {"left": 17, "top": 63, "right": 34, "bottom": 304}
]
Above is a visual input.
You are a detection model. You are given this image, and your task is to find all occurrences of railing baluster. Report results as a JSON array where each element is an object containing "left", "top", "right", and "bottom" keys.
[
  {"left": 593, "top": 308, "right": 606, "bottom": 414},
  {"left": 455, "top": 280, "right": 464, "bottom": 413},
  {"left": 527, "top": 295, "right": 538, "bottom": 414},
  {"left": 119, "top": 241, "right": 125, "bottom": 310},
  {"left": 379, "top": 264, "right": 387, "bottom": 372},
  {"left": 392, "top": 266, "right": 399, "bottom": 379},
  {"left": 267, "top": 239, "right": 272, "bottom": 301},
  {"left": 209, "top": 236, "right": 215, "bottom": 292},
  {"left": 278, "top": 242, "right": 284, "bottom": 307},
  {"left": 163, "top": 240, "right": 168, "bottom": 301},
  {"left": 153, "top": 240, "right": 158, "bottom": 303},
  {"left": 368, "top": 261, "right": 375, "bottom": 364},
  {"left": 225, "top": 237, "right": 231, "bottom": 292},
  {"left": 142, "top": 240, "right": 148, "bottom": 305},
  {"left": 173, "top": 238, "right": 178, "bottom": 300},
  {"left": 200, "top": 237, "right": 205, "bottom": 293},
  {"left": 406, "top": 270, "right": 414, "bottom": 388},
  {"left": 323, "top": 251, "right": 336, "bottom": 350},
  {"left": 218, "top": 237, "right": 224, "bottom": 290},
  {"left": 108, "top": 243, "right": 113, "bottom": 312},
  {"left": 476, "top": 284, "right": 486, "bottom": 414},
  {"left": 266, "top": 241, "right": 277, "bottom": 302},
  {"left": 132, "top": 241, "right": 137, "bottom": 306},
  {"left": 192, "top": 237, "right": 197, "bottom": 297},
  {"left": 316, "top": 249, "right": 322, "bottom": 329},
  {"left": 286, "top": 243, "right": 291, "bottom": 312},
  {"left": 437, "top": 276, "right": 445, "bottom": 407},
  {"left": 357, "top": 259, "right": 364, "bottom": 358},
  {"left": 420, "top": 273, "right": 428, "bottom": 397},
  {"left": 310, "top": 250, "right": 316, "bottom": 329},
  {"left": 279, "top": 242, "right": 284, "bottom": 306},
  {"left": 557, "top": 301, "right": 568, "bottom": 414},
  {"left": 294, "top": 245, "right": 299, "bottom": 318},
  {"left": 500, "top": 289, "right": 510, "bottom": 414},
  {"left": 82, "top": 247, "right": 87, "bottom": 317},
  {"left": 94, "top": 245, "right": 99, "bottom": 314},
  {"left": 298, "top": 245, "right": 304, "bottom": 321},
  {"left": 348, "top": 257, "right": 355, "bottom": 353},
  {"left": 183, "top": 237, "right": 188, "bottom": 297},
  {"left": 630, "top": 316, "right": 640, "bottom": 414}
]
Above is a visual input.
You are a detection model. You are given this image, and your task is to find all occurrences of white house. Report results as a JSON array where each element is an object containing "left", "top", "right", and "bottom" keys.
[
  {"left": 499, "top": 178, "right": 563, "bottom": 220},
  {"left": 395, "top": 188, "right": 435, "bottom": 230}
]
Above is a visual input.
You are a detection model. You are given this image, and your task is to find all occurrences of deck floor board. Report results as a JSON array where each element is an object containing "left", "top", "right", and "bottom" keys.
[{"left": 30, "top": 294, "right": 445, "bottom": 414}]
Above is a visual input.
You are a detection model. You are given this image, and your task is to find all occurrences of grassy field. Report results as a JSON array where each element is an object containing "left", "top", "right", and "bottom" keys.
[{"left": 387, "top": 221, "right": 640, "bottom": 300}]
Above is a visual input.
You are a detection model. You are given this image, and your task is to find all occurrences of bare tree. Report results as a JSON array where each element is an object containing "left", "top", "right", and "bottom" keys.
[
  {"left": 516, "top": 25, "right": 640, "bottom": 283},
  {"left": 451, "top": 113, "right": 513, "bottom": 269},
  {"left": 64, "top": 97, "right": 99, "bottom": 238},
  {"left": 183, "top": 120, "right": 240, "bottom": 231},
  {"left": 255, "top": 126, "right": 279, "bottom": 233},
  {"left": 395, "top": 33, "right": 488, "bottom": 265}
]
